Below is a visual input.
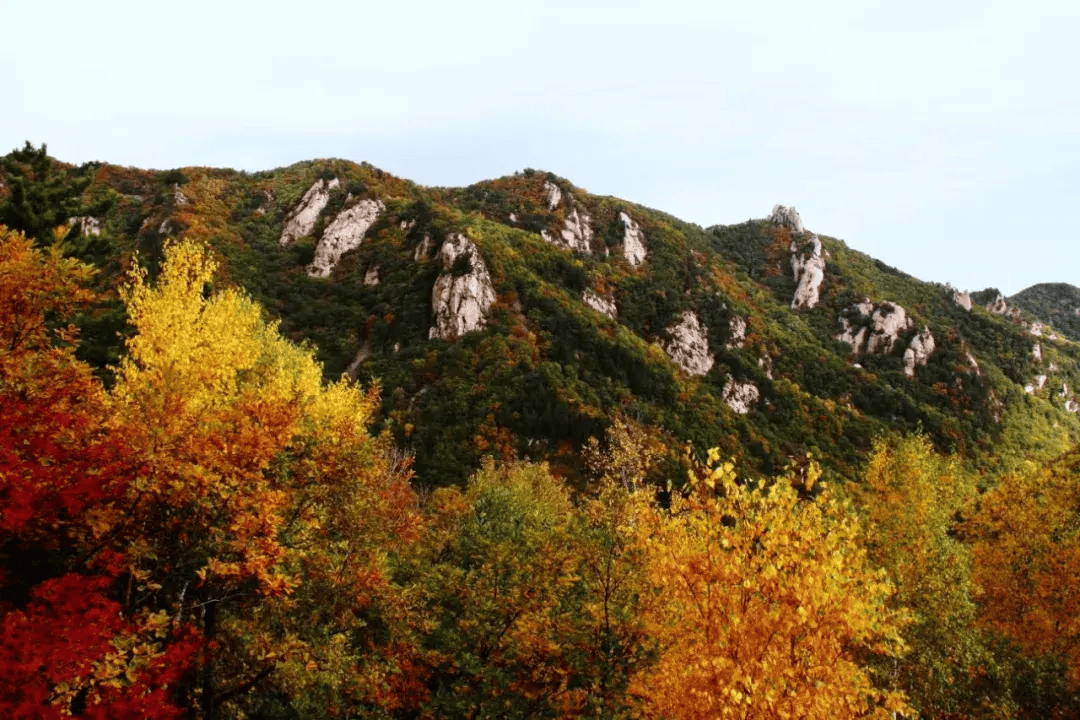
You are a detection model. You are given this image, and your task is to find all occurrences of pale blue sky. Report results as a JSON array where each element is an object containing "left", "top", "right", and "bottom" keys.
[{"left": 7, "top": 0, "right": 1079, "bottom": 295}]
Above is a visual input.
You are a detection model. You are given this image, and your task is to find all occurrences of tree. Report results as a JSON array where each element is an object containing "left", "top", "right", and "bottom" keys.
[
  {"left": 0, "top": 226, "right": 196, "bottom": 719},
  {"left": 858, "top": 435, "right": 995, "bottom": 719},
  {"left": 0, "top": 142, "right": 112, "bottom": 247},
  {"left": 633, "top": 451, "right": 911, "bottom": 720},
  {"left": 966, "top": 451, "right": 1080, "bottom": 701},
  {"left": 108, "top": 238, "right": 422, "bottom": 718}
]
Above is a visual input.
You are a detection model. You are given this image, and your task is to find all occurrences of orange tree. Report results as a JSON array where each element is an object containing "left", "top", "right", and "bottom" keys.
[
  {"left": 966, "top": 450, "right": 1080, "bottom": 712},
  {"left": 632, "top": 450, "right": 911, "bottom": 720},
  {"left": 107, "top": 238, "right": 423, "bottom": 718},
  {"left": 0, "top": 225, "right": 196, "bottom": 719}
]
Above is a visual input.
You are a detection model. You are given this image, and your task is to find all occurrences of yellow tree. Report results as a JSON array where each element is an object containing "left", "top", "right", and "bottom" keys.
[
  {"left": 633, "top": 451, "right": 910, "bottom": 720},
  {"left": 110, "top": 239, "right": 421, "bottom": 718},
  {"left": 858, "top": 435, "right": 992, "bottom": 718}
]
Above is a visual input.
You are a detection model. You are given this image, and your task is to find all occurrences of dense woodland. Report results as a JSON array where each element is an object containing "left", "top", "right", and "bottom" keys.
[{"left": 2, "top": 145, "right": 1080, "bottom": 717}]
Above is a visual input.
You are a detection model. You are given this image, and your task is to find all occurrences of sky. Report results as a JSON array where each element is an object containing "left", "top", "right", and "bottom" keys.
[{"left": 7, "top": 0, "right": 1079, "bottom": 295}]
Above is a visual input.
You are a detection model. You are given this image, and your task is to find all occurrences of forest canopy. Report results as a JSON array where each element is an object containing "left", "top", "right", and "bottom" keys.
[{"left": 2, "top": 223, "right": 1079, "bottom": 718}]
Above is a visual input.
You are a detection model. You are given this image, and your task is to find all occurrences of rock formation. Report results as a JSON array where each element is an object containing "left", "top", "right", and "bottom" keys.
[
  {"left": 429, "top": 233, "right": 497, "bottom": 340},
  {"left": 662, "top": 310, "right": 715, "bottom": 376},
  {"left": 364, "top": 265, "right": 380, "bottom": 286},
  {"left": 946, "top": 284, "right": 972, "bottom": 311},
  {"left": 67, "top": 216, "right": 101, "bottom": 236},
  {"left": 542, "top": 207, "right": 594, "bottom": 255},
  {"left": 1025, "top": 374, "right": 1048, "bottom": 394},
  {"left": 544, "top": 181, "right": 562, "bottom": 210},
  {"left": 172, "top": 183, "right": 189, "bottom": 206},
  {"left": 619, "top": 212, "right": 647, "bottom": 267},
  {"left": 279, "top": 177, "right": 340, "bottom": 246},
  {"left": 582, "top": 290, "right": 617, "bottom": 319},
  {"left": 769, "top": 204, "right": 804, "bottom": 233},
  {"left": 790, "top": 235, "right": 827, "bottom": 310},
  {"left": 414, "top": 234, "right": 434, "bottom": 261},
  {"left": 903, "top": 327, "right": 936, "bottom": 378},
  {"left": 837, "top": 301, "right": 935, "bottom": 376},
  {"left": 722, "top": 377, "right": 759, "bottom": 414},
  {"left": 726, "top": 316, "right": 748, "bottom": 349},
  {"left": 866, "top": 303, "right": 913, "bottom": 354},
  {"left": 308, "top": 199, "right": 384, "bottom": 278}
]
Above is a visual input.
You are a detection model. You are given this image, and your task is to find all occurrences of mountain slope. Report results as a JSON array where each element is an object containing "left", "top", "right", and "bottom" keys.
[
  {"left": 1009, "top": 282, "right": 1080, "bottom": 341},
  {"left": 3, "top": 153, "right": 1077, "bottom": 486}
]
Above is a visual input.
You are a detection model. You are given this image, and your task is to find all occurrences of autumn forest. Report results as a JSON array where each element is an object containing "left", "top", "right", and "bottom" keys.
[{"left": 2, "top": 146, "right": 1080, "bottom": 718}]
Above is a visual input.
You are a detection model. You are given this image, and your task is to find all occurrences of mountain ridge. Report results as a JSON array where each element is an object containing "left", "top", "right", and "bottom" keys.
[{"left": 3, "top": 151, "right": 1077, "bottom": 487}]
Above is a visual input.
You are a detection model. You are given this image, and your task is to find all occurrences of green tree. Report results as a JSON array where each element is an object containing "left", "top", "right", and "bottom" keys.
[{"left": 0, "top": 142, "right": 111, "bottom": 246}]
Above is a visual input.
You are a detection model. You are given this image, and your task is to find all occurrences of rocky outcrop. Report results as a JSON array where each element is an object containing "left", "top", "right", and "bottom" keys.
[
  {"left": 583, "top": 290, "right": 617, "bottom": 319},
  {"left": 429, "top": 233, "right": 497, "bottom": 340},
  {"left": 279, "top": 177, "right": 340, "bottom": 246},
  {"left": 866, "top": 303, "right": 913, "bottom": 354},
  {"left": 837, "top": 301, "right": 936, "bottom": 376},
  {"left": 345, "top": 340, "right": 372, "bottom": 379},
  {"left": 308, "top": 199, "right": 384, "bottom": 278},
  {"left": 542, "top": 207, "right": 594, "bottom": 255},
  {"left": 414, "top": 234, "right": 434, "bottom": 261},
  {"left": 986, "top": 293, "right": 1009, "bottom": 314},
  {"left": 726, "top": 316, "right": 748, "bottom": 349},
  {"left": 172, "top": 183, "right": 189, "bottom": 206},
  {"left": 985, "top": 293, "right": 1023, "bottom": 321},
  {"left": 544, "top": 181, "right": 562, "bottom": 211},
  {"left": 904, "top": 327, "right": 936, "bottom": 378},
  {"left": 364, "top": 266, "right": 380, "bottom": 286},
  {"left": 67, "top": 216, "right": 101, "bottom": 236},
  {"left": 662, "top": 311, "right": 714, "bottom": 376},
  {"left": 722, "top": 377, "right": 759, "bottom": 414},
  {"left": 254, "top": 190, "right": 274, "bottom": 216},
  {"left": 769, "top": 204, "right": 804, "bottom": 233},
  {"left": 946, "top": 284, "right": 972, "bottom": 311},
  {"left": 620, "top": 212, "right": 647, "bottom": 267},
  {"left": 790, "top": 235, "right": 827, "bottom": 310},
  {"left": 1025, "top": 374, "right": 1048, "bottom": 394},
  {"left": 1033, "top": 343, "right": 1043, "bottom": 362}
]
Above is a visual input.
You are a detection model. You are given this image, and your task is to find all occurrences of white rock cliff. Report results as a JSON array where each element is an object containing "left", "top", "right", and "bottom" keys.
[
  {"left": 308, "top": 199, "right": 384, "bottom": 278},
  {"left": 583, "top": 290, "right": 617, "bottom": 319},
  {"left": 790, "top": 235, "right": 827, "bottom": 310},
  {"left": 662, "top": 311, "right": 715, "bottom": 376},
  {"left": 620, "top": 211, "right": 647, "bottom": 267},
  {"left": 279, "top": 177, "right": 340, "bottom": 246},
  {"left": 429, "top": 234, "right": 497, "bottom": 340}
]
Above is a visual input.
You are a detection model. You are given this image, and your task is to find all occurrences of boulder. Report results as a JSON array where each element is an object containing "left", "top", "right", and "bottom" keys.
[{"left": 429, "top": 233, "right": 497, "bottom": 340}]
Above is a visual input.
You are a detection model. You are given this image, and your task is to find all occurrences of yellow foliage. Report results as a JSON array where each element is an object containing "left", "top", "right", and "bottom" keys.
[{"left": 633, "top": 452, "right": 910, "bottom": 720}]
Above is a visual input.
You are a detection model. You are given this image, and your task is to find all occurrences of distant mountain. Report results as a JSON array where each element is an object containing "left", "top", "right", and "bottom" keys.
[
  {"left": 1009, "top": 282, "right": 1080, "bottom": 341},
  {"left": 3, "top": 152, "right": 1078, "bottom": 486}
]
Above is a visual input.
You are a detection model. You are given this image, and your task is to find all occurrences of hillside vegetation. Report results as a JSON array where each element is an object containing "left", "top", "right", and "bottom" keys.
[{"left": 2, "top": 145, "right": 1080, "bottom": 717}]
